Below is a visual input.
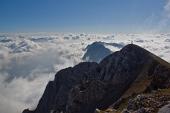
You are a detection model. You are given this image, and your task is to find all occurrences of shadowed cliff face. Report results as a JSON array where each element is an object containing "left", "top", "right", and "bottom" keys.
[
  {"left": 23, "top": 44, "right": 170, "bottom": 113},
  {"left": 33, "top": 62, "right": 98, "bottom": 113}
]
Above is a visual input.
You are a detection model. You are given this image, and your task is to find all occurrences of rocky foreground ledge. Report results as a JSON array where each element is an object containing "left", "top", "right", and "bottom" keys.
[{"left": 23, "top": 44, "right": 170, "bottom": 113}]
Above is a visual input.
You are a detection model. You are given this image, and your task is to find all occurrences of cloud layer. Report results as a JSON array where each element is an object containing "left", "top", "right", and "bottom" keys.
[{"left": 0, "top": 33, "right": 170, "bottom": 113}]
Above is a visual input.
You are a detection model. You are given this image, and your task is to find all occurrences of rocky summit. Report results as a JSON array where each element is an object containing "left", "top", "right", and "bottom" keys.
[{"left": 23, "top": 44, "right": 170, "bottom": 113}]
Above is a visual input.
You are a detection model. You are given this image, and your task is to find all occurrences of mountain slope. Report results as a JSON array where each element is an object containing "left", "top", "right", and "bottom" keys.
[{"left": 23, "top": 44, "right": 170, "bottom": 113}]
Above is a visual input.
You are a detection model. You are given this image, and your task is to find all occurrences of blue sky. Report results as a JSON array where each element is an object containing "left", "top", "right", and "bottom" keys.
[{"left": 0, "top": 0, "right": 168, "bottom": 33}]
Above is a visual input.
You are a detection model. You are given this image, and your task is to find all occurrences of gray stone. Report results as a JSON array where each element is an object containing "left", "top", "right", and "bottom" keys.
[{"left": 158, "top": 103, "right": 170, "bottom": 113}]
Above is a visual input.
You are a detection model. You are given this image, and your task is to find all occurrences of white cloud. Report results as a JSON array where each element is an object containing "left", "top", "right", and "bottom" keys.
[
  {"left": 0, "top": 72, "right": 54, "bottom": 113},
  {"left": 0, "top": 33, "right": 170, "bottom": 113},
  {"left": 0, "top": 34, "right": 83, "bottom": 113}
]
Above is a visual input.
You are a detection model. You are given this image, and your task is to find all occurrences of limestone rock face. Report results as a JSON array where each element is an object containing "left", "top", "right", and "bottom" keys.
[{"left": 23, "top": 44, "right": 170, "bottom": 113}]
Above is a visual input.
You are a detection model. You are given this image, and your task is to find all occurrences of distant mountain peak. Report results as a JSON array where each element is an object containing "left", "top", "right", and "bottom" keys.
[{"left": 82, "top": 41, "right": 112, "bottom": 63}]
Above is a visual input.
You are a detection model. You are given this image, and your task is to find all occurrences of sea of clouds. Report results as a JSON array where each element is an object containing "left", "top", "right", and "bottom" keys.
[
  {"left": 1, "top": 0, "right": 170, "bottom": 112},
  {"left": 0, "top": 32, "right": 170, "bottom": 113}
]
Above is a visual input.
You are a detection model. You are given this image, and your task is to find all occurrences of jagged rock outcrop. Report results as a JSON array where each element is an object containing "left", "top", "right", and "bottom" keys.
[{"left": 23, "top": 44, "right": 170, "bottom": 113}]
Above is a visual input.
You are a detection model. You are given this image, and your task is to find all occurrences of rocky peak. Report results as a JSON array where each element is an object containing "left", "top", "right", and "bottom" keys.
[{"left": 23, "top": 44, "right": 170, "bottom": 113}]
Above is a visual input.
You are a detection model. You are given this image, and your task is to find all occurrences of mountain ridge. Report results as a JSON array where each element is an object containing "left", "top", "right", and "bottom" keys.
[{"left": 23, "top": 44, "right": 170, "bottom": 113}]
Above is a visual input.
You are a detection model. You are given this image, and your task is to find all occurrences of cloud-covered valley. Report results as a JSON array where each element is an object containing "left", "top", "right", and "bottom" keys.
[{"left": 0, "top": 33, "right": 170, "bottom": 113}]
